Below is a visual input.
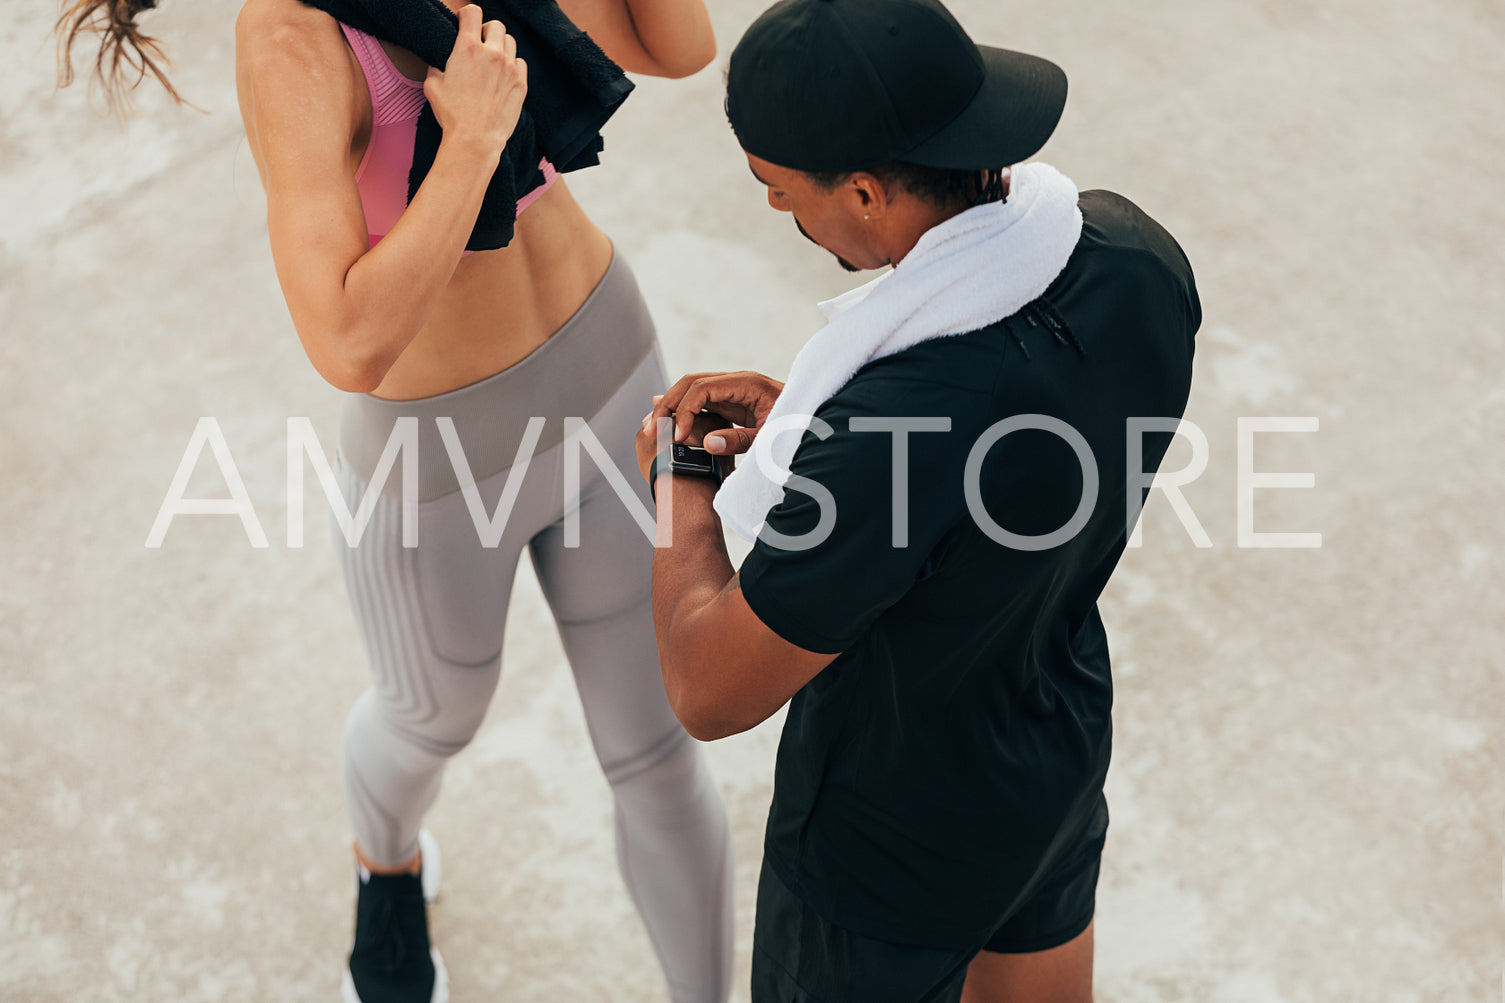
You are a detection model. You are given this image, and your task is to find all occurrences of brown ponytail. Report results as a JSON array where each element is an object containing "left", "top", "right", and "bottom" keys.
[{"left": 56, "top": 0, "right": 186, "bottom": 111}]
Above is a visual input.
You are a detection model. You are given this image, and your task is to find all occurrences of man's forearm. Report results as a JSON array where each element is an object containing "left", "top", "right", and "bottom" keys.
[
  {"left": 651, "top": 474, "right": 735, "bottom": 733},
  {"left": 636, "top": 377, "right": 833, "bottom": 739}
]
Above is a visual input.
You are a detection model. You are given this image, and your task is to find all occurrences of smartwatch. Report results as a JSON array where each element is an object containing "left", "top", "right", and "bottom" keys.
[{"left": 650, "top": 443, "right": 726, "bottom": 500}]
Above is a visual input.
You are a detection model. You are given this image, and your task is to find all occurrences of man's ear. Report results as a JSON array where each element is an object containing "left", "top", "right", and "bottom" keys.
[{"left": 850, "top": 172, "right": 891, "bottom": 218}]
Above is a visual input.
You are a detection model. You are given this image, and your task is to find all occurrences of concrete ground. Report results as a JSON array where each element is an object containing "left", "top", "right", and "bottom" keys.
[{"left": 2, "top": 0, "right": 1500, "bottom": 1000}]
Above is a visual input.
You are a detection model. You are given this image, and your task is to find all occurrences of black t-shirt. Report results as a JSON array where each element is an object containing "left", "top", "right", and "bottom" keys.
[{"left": 738, "top": 190, "right": 1201, "bottom": 949}]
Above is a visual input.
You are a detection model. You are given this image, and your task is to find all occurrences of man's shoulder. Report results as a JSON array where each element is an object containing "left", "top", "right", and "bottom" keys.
[
  {"left": 1030, "top": 188, "right": 1202, "bottom": 348},
  {"left": 811, "top": 190, "right": 1200, "bottom": 430},
  {"left": 791, "top": 352, "right": 1002, "bottom": 483},
  {"left": 1074, "top": 189, "right": 1197, "bottom": 290},
  {"left": 827, "top": 338, "right": 1004, "bottom": 422}
]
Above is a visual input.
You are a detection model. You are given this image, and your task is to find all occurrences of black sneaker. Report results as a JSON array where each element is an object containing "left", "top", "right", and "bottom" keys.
[{"left": 341, "top": 852, "right": 449, "bottom": 1003}]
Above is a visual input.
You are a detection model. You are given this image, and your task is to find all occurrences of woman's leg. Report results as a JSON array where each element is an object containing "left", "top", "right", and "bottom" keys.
[
  {"left": 529, "top": 348, "right": 736, "bottom": 1003},
  {"left": 331, "top": 453, "right": 542, "bottom": 1003},
  {"left": 333, "top": 456, "right": 538, "bottom": 868}
]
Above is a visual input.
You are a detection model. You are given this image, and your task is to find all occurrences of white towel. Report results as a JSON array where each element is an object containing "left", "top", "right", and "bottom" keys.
[{"left": 713, "top": 161, "right": 1084, "bottom": 542}]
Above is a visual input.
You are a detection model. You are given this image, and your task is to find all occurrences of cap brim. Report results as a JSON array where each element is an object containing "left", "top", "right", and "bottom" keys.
[{"left": 903, "top": 47, "right": 1067, "bottom": 170}]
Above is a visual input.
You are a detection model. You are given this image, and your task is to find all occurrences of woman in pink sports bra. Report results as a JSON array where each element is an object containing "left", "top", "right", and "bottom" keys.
[{"left": 61, "top": 1, "right": 734, "bottom": 1001}]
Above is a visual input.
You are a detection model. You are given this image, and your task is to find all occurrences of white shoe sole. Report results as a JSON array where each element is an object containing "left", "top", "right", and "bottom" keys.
[
  {"left": 342, "top": 829, "right": 446, "bottom": 1002},
  {"left": 418, "top": 828, "right": 441, "bottom": 904},
  {"left": 340, "top": 947, "right": 449, "bottom": 1003}
]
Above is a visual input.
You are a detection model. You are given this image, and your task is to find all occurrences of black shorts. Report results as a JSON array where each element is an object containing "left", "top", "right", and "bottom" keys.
[
  {"left": 750, "top": 796, "right": 1108, "bottom": 1002},
  {"left": 981, "top": 794, "right": 1108, "bottom": 954}
]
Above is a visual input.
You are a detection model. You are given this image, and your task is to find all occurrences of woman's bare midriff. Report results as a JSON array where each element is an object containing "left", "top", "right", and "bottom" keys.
[{"left": 369, "top": 181, "right": 615, "bottom": 401}]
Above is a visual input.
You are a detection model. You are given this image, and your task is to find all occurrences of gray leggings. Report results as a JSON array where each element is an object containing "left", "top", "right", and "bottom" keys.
[{"left": 328, "top": 254, "right": 733, "bottom": 1002}]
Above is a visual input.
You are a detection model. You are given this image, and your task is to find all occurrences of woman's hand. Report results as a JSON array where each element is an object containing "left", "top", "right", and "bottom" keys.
[
  {"left": 425, "top": 5, "right": 528, "bottom": 158},
  {"left": 650, "top": 371, "right": 785, "bottom": 456}
]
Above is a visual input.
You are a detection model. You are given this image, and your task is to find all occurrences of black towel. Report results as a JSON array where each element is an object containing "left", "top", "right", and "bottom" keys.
[{"left": 298, "top": 0, "right": 634, "bottom": 249}]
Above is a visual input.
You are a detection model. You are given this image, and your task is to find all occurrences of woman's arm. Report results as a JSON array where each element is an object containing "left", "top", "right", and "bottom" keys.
[
  {"left": 235, "top": 1, "right": 527, "bottom": 392},
  {"left": 558, "top": 0, "right": 716, "bottom": 79}
]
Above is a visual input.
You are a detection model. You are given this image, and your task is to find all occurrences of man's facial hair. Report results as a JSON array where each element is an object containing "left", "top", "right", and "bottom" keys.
[{"left": 796, "top": 216, "right": 860, "bottom": 273}]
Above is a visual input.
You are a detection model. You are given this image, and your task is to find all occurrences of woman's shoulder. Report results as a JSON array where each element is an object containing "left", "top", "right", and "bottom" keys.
[
  {"left": 235, "top": 0, "right": 363, "bottom": 154},
  {"left": 236, "top": 0, "right": 347, "bottom": 72}
]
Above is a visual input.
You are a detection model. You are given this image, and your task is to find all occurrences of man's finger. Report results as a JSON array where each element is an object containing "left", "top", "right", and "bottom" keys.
[
  {"left": 677, "top": 378, "right": 718, "bottom": 418},
  {"left": 670, "top": 377, "right": 719, "bottom": 441},
  {"left": 704, "top": 426, "right": 758, "bottom": 455},
  {"left": 673, "top": 376, "right": 740, "bottom": 440},
  {"left": 652, "top": 375, "right": 698, "bottom": 422},
  {"left": 655, "top": 372, "right": 732, "bottom": 423}
]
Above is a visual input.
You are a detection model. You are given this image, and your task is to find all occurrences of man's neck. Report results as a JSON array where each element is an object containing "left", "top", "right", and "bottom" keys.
[
  {"left": 887, "top": 204, "right": 968, "bottom": 267},
  {"left": 886, "top": 174, "right": 1012, "bottom": 268}
]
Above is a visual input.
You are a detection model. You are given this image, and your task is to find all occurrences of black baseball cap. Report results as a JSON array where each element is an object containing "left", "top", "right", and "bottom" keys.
[{"left": 726, "top": 0, "right": 1067, "bottom": 173}]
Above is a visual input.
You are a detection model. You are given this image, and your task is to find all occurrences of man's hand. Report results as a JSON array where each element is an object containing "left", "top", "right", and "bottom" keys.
[
  {"left": 650, "top": 371, "right": 785, "bottom": 456},
  {"left": 636, "top": 409, "right": 732, "bottom": 484}
]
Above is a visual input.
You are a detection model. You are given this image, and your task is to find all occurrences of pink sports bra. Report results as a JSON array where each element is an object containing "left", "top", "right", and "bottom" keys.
[{"left": 338, "top": 21, "right": 559, "bottom": 251}]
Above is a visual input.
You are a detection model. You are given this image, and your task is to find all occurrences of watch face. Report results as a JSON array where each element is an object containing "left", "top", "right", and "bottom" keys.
[{"left": 672, "top": 444, "right": 716, "bottom": 472}]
